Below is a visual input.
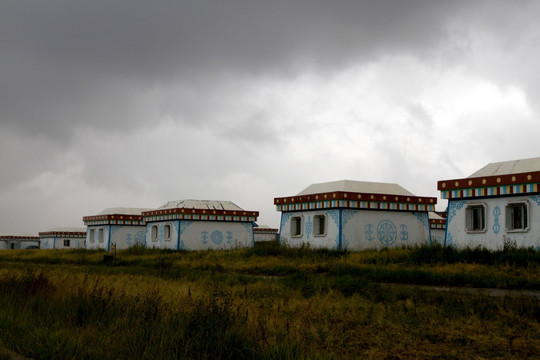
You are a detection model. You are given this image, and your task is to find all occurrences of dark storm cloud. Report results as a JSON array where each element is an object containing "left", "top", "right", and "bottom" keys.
[{"left": 0, "top": 0, "right": 466, "bottom": 140}]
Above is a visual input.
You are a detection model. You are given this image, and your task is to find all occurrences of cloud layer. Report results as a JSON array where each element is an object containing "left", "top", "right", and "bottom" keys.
[{"left": 1, "top": 1, "right": 539, "bottom": 233}]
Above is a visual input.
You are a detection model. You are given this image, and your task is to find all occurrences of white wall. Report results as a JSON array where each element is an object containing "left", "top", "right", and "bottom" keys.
[
  {"left": 41, "top": 236, "right": 82, "bottom": 249},
  {"left": 279, "top": 209, "right": 431, "bottom": 250},
  {"left": 254, "top": 232, "right": 278, "bottom": 242},
  {"left": 86, "top": 225, "right": 146, "bottom": 250},
  {"left": 430, "top": 229, "right": 446, "bottom": 245},
  {"left": 446, "top": 195, "right": 540, "bottom": 250},
  {"left": 146, "top": 220, "right": 254, "bottom": 250}
]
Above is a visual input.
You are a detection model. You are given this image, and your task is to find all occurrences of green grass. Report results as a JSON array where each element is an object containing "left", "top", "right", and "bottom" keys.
[{"left": 0, "top": 243, "right": 540, "bottom": 358}]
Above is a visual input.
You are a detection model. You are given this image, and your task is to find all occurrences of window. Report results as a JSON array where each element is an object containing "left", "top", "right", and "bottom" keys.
[
  {"left": 291, "top": 216, "right": 302, "bottom": 237},
  {"left": 466, "top": 204, "right": 486, "bottom": 232},
  {"left": 506, "top": 201, "right": 528, "bottom": 231},
  {"left": 151, "top": 225, "right": 158, "bottom": 242},
  {"left": 64, "top": 239, "right": 70, "bottom": 247},
  {"left": 98, "top": 228, "right": 104, "bottom": 243},
  {"left": 89, "top": 229, "right": 95, "bottom": 243},
  {"left": 164, "top": 224, "right": 171, "bottom": 241},
  {"left": 314, "top": 215, "right": 326, "bottom": 236}
]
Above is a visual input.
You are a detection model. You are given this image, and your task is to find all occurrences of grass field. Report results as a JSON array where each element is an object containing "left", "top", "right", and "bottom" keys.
[{"left": 0, "top": 242, "right": 539, "bottom": 359}]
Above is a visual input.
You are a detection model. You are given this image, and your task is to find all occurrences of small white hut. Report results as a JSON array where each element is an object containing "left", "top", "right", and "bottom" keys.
[
  {"left": 83, "top": 207, "right": 152, "bottom": 250},
  {"left": 254, "top": 225, "right": 279, "bottom": 242},
  {"left": 39, "top": 228, "right": 86, "bottom": 249},
  {"left": 0, "top": 235, "right": 40, "bottom": 249},
  {"left": 142, "top": 200, "right": 258, "bottom": 250},
  {"left": 274, "top": 180, "right": 437, "bottom": 250},
  {"left": 439, "top": 157, "right": 540, "bottom": 250},
  {"left": 429, "top": 212, "right": 447, "bottom": 245}
]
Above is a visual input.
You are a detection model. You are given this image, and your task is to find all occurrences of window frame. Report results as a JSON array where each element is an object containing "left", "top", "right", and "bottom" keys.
[
  {"left": 98, "top": 228, "right": 104, "bottom": 243},
  {"left": 313, "top": 215, "right": 327, "bottom": 237},
  {"left": 89, "top": 229, "right": 95, "bottom": 244},
  {"left": 291, "top": 216, "right": 303, "bottom": 237},
  {"left": 164, "top": 224, "right": 171, "bottom": 241},
  {"left": 465, "top": 203, "right": 487, "bottom": 233},
  {"left": 64, "top": 239, "right": 70, "bottom": 247},
  {"left": 506, "top": 200, "right": 529, "bottom": 233},
  {"left": 151, "top": 225, "right": 158, "bottom": 242}
]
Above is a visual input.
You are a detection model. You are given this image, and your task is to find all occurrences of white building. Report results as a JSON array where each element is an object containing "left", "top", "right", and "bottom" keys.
[
  {"left": 439, "top": 157, "right": 540, "bottom": 250},
  {"left": 429, "top": 212, "right": 446, "bottom": 245},
  {"left": 275, "top": 180, "right": 437, "bottom": 250},
  {"left": 0, "top": 235, "right": 40, "bottom": 249},
  {"left": 83, "top": 207, "right": 152, "bottom": 250},
  {"left": 254, "top": 225, "right": 279, "bottom": 242},
  {"left": 142, "top": 200, "right": 258, "bottom": 250},
  {"left": 39, "top": 228, "right": 86, "bottom": 249}
]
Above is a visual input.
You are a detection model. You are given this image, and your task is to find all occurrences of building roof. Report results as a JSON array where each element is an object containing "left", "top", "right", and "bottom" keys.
[
  {"left": 296, "top": 180, "right": 415, "bottom": 197},
  {"left": 438, "top": 156, "right": 540, "bottom": 200},
  {"left": 97, "top": 207, "right": 153, "bottom": 216},
  {"left": 39, "top": 227, "right": 86, "bottom": 238},
  {"left": 143, "top": 199, "right": 258, "bottom": 222},
  {"left": 275, "top": 179, "right": 436, "bottom": 213},
  {"left": 0, "top": 234, "right": 40, "bottom": 240},
  {"left": 469, "top": 157, "right": 540, "bottom": 177},
  {"left": 157, "top": 199, "right": 244, "bottom": 211},
  {"left": 83, "top": 207, "right": 151, "bottom": 225}
]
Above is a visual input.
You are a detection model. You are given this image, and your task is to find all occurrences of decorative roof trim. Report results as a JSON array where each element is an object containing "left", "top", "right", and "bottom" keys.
[
  {"left": 274, "top": 191, "right": 436, "bottom": 206},
  {"left": 440, "top": 183, "right": 540, "bottom": 200},
  {"left": 254, "top": 227, "right": 279, "bottom": 234},
  {"left": 39, "top": 231, "right": 86, "bottom": 238},
  {"left": 83, "top": 214, "right": 144, "bottom": 224},
  {"left": 142, "top": 208, "right": 258, "bottom": 220},
  {"left": 276, "top": 199, "right": 435, "bottom": 212},
  {"left": 0, "top": 235, "right": 40, "bottom": 240},
  {"left": 438, "top": 171, "right": 540, "bottom": 191}
]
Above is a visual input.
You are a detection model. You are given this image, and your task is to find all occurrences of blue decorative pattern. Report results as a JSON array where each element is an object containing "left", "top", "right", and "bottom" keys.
[
  {"left": 305, "top": 216, "right": 312, "bottom": 240},
  {"left": 531, "top": 195, "right": 540, "bottom": 206},
  {"left": 134, "top": 231, "right": 145, "bottom": 246},
  {"left": 365, "top": 224, "right": 374, "bottom": 241},
  {"left": 226, "top": 231, "right": 233, "bottom": 244},
  {"left": 413, "top": 213, "right": 429, "bottom": 233},
  {"left": 492, "top": 206, "right": 501, "bottom": 235},
  {"left": 400, "top": 224, "right": 409, "bottom": 241},
  {"left": 328, "top": 210, "right": 340, "bottom": 226},
  {"left": 211, "top": 230, "right": 223, "bottom": 245},
  {"left": 158, "top": 225, "right": 164, "bottom": 243},
  {"left": 447, "top": 200, "right": 467, "bottom": 225},
  {"left": 342, "top": 210, "right": 356, "bottom": 226},
  {"left": 377, "top": 220, "right": 397, "bottom": 246},
  {"left": 201, "top": 231, "right": 209, "bottom": 244},
  {"left": 280, "top": 213, "right": 294, "bottom": 235}
]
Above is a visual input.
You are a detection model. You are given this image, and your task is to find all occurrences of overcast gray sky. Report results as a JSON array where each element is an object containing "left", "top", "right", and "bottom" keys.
[{"left": 1, "top": 0, "right": 539, "bottom": 234}]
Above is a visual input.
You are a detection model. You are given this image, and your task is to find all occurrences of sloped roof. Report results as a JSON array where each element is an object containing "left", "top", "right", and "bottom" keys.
[
  {"left": 98, "top": 207, "right": 153, "bottom": 216},
  {"left": 158, "top": 199, "right": 244, "bottom": 211},
  {"left": 469, "top": 156, "right": 540, "bottom": 177},
  {"left": 296, "top": 180, "right": 416, "bottom": 197},
  {"left": 46, "top": 227, "right": 86, "bottom": 233},
  {"left": 428, "top": 212, "right": 445, "bottom": 220}
]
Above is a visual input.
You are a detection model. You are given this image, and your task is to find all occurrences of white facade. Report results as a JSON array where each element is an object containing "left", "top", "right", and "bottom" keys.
[
  {"left": 276, "top": 180, "right": 436, "bottom": 250},
  {"left": 84, "top": 207, "right": 151, "bottom": 250},
  {"left": 254, "top": 226, "right": 279, "bottom": 242},
  {"left": 439, "top": 157, "right": 540, "bottom": 250},
  {"left": 429, "top": 212, "right": 446, "bottom": 245},
  {"left": 0, "top": 235, "right": 40, "bottom": 249},
  {"left": 444, "top": 195, "right": 540, "bottom": 250},
  {"left": 142, "top": 199, "right": 258, "bottom": 250},
  {"left": 39, "top": 228, "right": 86, "bottom": 249}
]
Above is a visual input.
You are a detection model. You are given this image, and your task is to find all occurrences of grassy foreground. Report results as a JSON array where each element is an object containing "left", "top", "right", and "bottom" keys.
[{"left": 0, "top": 242, "right": 539, "bottom": 359}]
